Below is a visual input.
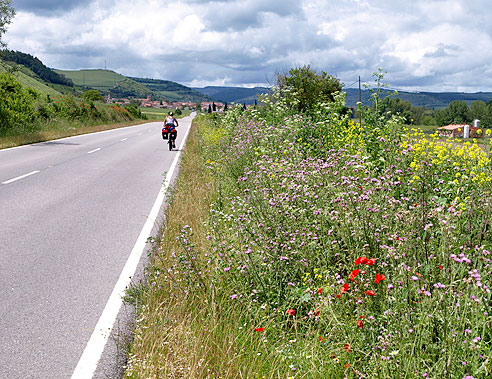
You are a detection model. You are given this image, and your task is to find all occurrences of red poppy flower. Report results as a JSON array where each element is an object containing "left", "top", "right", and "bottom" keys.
[
  {"left": 340, "top": 283, "right": 349, "bottom": 294},
  {"left": 375, "top": 273, "right": 386, "bottom": 284},
  {"left": 319, "top": 336, "right": 323, "bottom": 342},
  {"left": 361, "top": 257, "right": 369, "bottom": 264},
  {"left": 344, "top": 343, "right": 351, "bottom": 352},
  {"left": 255, "top": 327, "right": 265, "bottom": 332},
  {"left": 286, "top": 309, "right": 295, "bottom": 316},
  {"left": 355, "top": 257, "right": 362, "bottom": 265},
  {"left": 349, "top": 269, "right": 359, "bottom": 281},
  {"left": 365, "top": 290, "right": 376, "bottom": 296},
  {"left": 314, "top": 309, "right": 321, "bottom": 316},
  {"left": 336, "top": 294, "right": 341, "bottom": 298},
  {"left": 367, "top": 258, "right": 376, "bottom": 266},
  {"left": 344, "top": 363, "right": 351, "bottom": 368},
  {"left": 357, "top": 320, "right": 364, "bottom": 328},
  {"left": 317, "top": 288, "right": 322, "bottom": 294},
  {"left": 439, "top": 265, "right": 443, "bottom": 270}
]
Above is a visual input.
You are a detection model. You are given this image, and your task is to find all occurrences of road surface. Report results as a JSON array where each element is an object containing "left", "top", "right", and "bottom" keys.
[{"left": 0, "top": 115, "right": 194, "bottom": 378}]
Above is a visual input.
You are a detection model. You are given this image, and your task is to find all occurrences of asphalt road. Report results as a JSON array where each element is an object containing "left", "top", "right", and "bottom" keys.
[{"left": 0, "top": 115, "right": 193, "bottom": 378}]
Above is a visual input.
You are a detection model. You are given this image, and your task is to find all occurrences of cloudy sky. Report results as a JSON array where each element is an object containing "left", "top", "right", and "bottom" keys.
[{"left": 4, "top": 0, "right": 492, "bottom": 91}]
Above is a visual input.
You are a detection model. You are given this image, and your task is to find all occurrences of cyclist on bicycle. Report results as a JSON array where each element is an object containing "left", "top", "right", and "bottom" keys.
[{"left": 164, "top": 111, "right": 179, "bottom": 148}]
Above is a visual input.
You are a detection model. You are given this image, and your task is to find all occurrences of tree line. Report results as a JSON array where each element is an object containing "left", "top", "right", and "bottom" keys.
[{"left": 379, "top": 97, "right": 492, "bottom": 127}]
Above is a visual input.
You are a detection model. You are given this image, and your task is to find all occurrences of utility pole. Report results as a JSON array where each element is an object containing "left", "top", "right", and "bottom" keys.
[{"left": 358, "top": 76, "right": 362, "bottom": 127}]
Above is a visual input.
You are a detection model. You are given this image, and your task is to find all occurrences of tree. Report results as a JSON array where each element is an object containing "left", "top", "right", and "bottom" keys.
[
  {"left": 276, "top": 65, "right": 342, "bottom": 114},
  {"left": 379, "top": 97, "right": 413, "bottom": 123},
  {"left": 470, "top": 100, "right": 492, "bottom": 127},
  {"left": 447, "top": 100, "right": 471, "bottom": 124},
  {"left": 224, "top": 102, "right": 228, "bottom": 112},
  {"left": 0, "top": 0, "right": 15, "bottom": 48},
  {"left": 208, "top": 104, "right": 212, "bottom": 113},
  {"left": 212, "top": 102, "right": 216, "bottom": 112},
  {"left": 82, "top": 89, "right": 103, "bottom": 102}
]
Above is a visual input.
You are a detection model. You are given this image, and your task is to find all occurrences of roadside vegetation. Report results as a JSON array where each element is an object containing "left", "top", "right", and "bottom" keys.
[
  {"left": 0, "top": 71, "right": 150, "bottom": 149},
  {"left": 125, "top": 66, "right": 491, "bottom": 378}
]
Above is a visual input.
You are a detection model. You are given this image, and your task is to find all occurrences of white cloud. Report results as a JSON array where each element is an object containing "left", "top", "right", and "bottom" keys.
[{"left": 4, "top": 0, "right": 492, "bottom": 91}]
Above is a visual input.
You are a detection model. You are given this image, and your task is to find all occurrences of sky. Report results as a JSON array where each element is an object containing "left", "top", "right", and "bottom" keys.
[{"left": 4, "top": 0, "right": 492, "bottom": 92}]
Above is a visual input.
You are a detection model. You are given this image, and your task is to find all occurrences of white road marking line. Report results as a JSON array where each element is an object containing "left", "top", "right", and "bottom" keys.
[
  {"left": 87, "top": 148, "right": 101, "bottom": 154},
  {"left": 120, "top": 138, "right": 128, "bottom": 142},
  {"left": 2, "top": 170, "right": 40, "bottom": 185},
  {"left": 71, "top": 116, "right": 194, "bottom": 379}
]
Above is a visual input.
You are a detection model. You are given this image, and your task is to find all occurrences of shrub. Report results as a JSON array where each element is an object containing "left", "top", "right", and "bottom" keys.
[
  {"left": 0, "top": 73, "right": 37, "bottom": 134},
  {"left": 276, "top": 65, "right": 342, "bottom": 116},
  {"left": 82, "top": 89, "right": 104, "bottom": 102}
]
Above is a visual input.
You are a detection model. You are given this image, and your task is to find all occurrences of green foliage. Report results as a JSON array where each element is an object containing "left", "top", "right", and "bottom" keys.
[
  {"left": 435, "top": 100, "right": 472, "bottom": 126},
  {"left": 470, "top": 100, "right": 492, "bottom": 126},
  {"left": 0, "top": 0, "right": 14, "bottom": 48},
  {"left": 276, "top": 65, "right": 342, "bottom": 115},
  {"left": 0, "top": 72, "right": 148, "bottom": 138},
  {"left": 82, "top": 89, "right": 104, "bottom": 102},
  {"left": 1, "top": 50, "right": 73, "bottom": 86},
  {"left": 125, "top": 103, "right": 147, "bottom": 119},
  {"left": 0, "top": 73, "right": 36, "bottom": 133},
  {"left": 380, "top": 97, "right": 413, "bottom": 123}
]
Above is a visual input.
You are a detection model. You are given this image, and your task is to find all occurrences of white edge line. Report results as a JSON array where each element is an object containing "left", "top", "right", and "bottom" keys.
[
  {"left": 87, "top": 148, "right": 101, "bottom": 154},
  {"left": 2, "top": 170, "right": 40, "bottom": 185},
  {"left": 120, "top": 138, "right": 128, "bottom": 142},
  {"left": 71, "top": 114, "right": 194, "bottom": 379}
]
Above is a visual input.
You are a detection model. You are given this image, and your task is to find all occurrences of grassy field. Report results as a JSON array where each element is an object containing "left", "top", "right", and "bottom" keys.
[
  {"left": 55, "top": 69, "right": 153, "bottom": 97},
  {"left": 55, "top": 69, "right": 128, "bottom": 89}
]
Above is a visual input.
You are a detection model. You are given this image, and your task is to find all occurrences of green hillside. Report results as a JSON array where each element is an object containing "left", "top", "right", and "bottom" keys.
[
  {"left": 0, "top": 61, "right": 63, "bottom": 97},
  {"left": 55, "top": 69, "right": 153, "bottom": 99},
  {"left": 131, "top": 77, "right": 209, "bottom": 102}
]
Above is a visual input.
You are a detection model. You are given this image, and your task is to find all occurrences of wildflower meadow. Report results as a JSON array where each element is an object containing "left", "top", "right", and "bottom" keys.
[{"left": 126, "top": 71, "right": 492, "bottom": 378}]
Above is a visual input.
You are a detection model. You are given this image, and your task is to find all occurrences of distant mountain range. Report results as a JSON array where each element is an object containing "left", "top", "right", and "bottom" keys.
[
  {"left": 3, "top": 50, "right": 492, "bottom": 108},
  {"left": 193, "top": 86, "right": 271, "bottom": 104},
  {"left": 344, "top": 88, "right": 492, "bottom": 109}
]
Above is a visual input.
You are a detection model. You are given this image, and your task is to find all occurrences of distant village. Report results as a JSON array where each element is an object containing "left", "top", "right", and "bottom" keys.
[{"left": 104, "top": 95, "right": 228, "bottom": 112}]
